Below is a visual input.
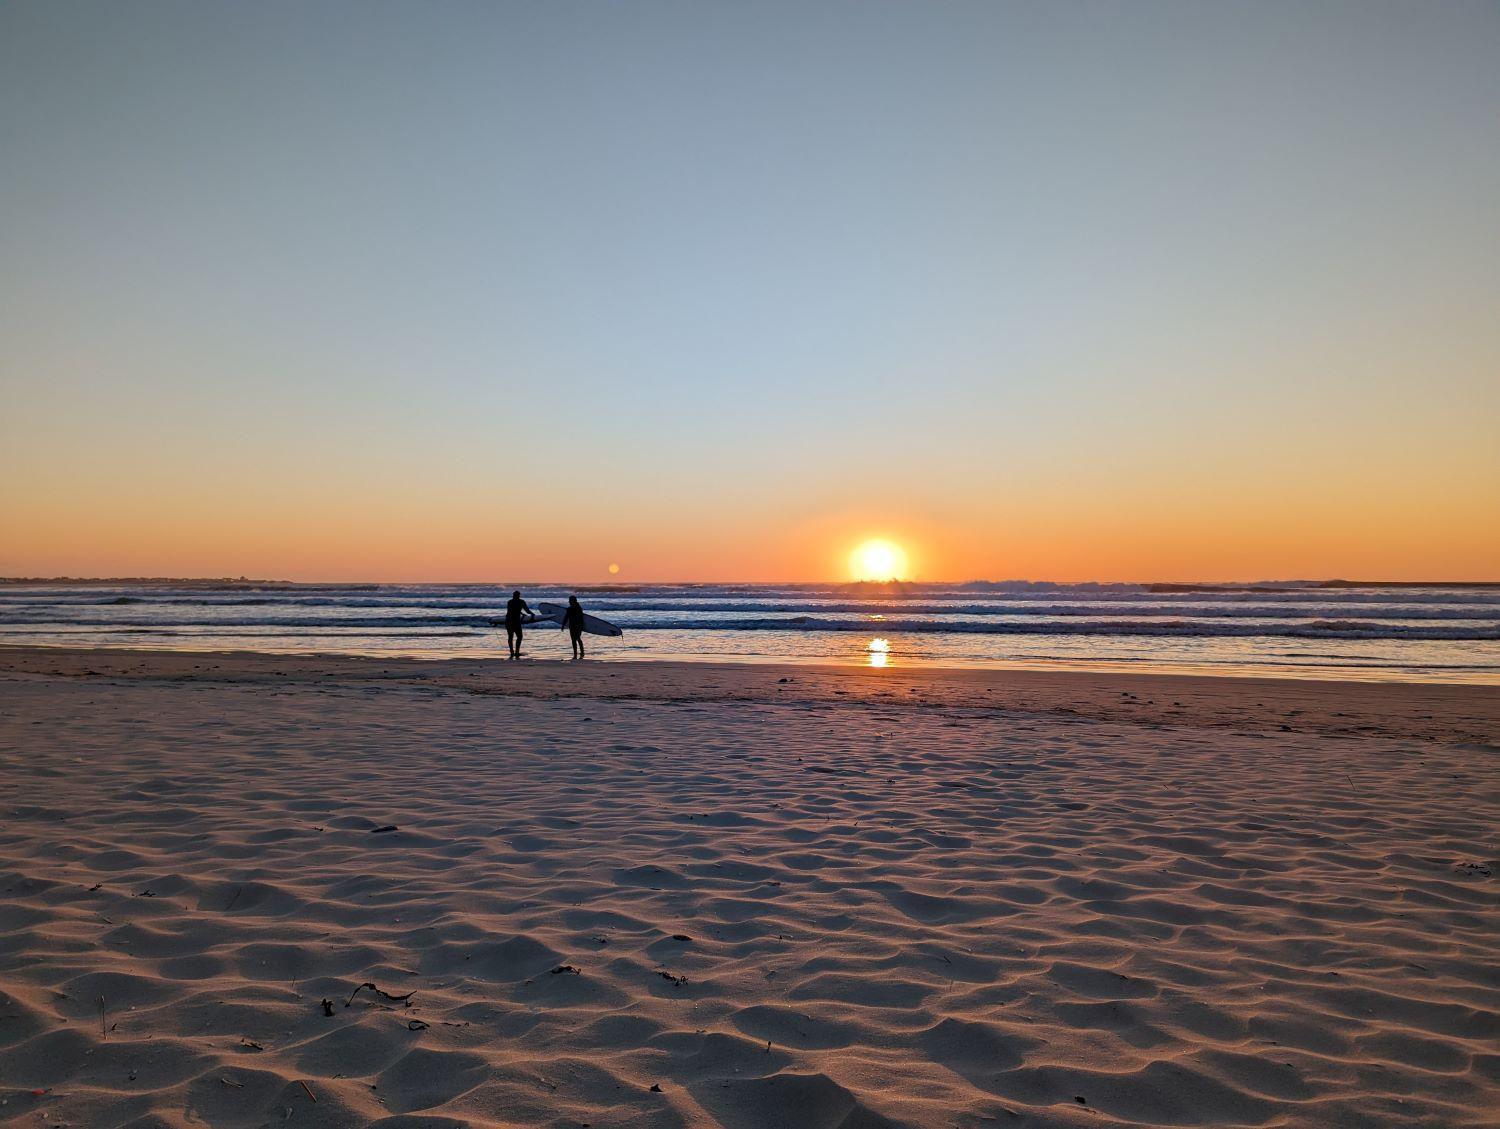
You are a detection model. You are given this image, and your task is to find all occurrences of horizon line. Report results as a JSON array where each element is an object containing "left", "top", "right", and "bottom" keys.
[{"left": 5, "top": 576, "right": 1500, "bottom": 589}]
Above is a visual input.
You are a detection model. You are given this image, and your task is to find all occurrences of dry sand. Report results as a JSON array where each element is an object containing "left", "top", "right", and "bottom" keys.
[{"left": 0, "top": 647, "right": 1497, "bottom": 1128}]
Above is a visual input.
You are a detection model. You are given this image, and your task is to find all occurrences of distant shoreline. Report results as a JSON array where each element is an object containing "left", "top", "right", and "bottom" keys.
[{"left": 0, "top": 577, "right": 297, "bottom": 588}]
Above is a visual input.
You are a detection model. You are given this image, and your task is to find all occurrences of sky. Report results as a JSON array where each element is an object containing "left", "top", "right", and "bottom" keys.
[{"left": 2, "top": 1, "right": 1497, "bottom": 583}]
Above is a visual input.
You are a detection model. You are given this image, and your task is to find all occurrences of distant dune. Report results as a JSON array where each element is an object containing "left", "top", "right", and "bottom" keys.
[{"left": 0, "top": 576, "right": 294, "bottom": 588}]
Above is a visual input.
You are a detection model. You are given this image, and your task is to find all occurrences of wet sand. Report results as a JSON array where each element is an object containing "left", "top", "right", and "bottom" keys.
[{"left": 0, "top": 647, "right": 1496, "bottom": 1127}]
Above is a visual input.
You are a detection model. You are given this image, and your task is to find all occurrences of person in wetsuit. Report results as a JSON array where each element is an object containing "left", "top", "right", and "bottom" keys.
[
  {"left": 561, "top": 595, "right": 586, "bottom": 659},
  {"left": 504, "top": 590, "right": 533, "bottom": 658}
]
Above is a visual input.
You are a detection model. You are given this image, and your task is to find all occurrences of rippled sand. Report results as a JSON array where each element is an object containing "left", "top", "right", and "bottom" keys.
[{"left": 1, "top": 649, "right": 1497, "bottom": 1127}]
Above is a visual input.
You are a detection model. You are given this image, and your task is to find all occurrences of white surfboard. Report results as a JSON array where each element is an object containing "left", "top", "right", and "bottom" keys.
[{"left": 537, "top": 601, "right": 623, "bottom": 637}]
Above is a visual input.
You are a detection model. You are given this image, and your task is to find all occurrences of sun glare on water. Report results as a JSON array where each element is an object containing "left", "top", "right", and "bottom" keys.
[{"left": 850, "top": 539, "right": 909, "bottom": 582}]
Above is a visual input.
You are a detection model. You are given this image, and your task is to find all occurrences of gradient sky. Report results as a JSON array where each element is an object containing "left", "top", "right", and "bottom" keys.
[{"left": 3, "top": 2, "right": 1497, "bottom": 583}]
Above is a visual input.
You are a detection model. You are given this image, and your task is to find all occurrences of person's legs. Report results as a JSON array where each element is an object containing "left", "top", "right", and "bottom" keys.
[
  {"left": 506, "top": 627, "right": 518, "bottom": 657},
  {"left": 573, "top": 630, "right": 585, "bottom": 658},
  {"left": 514, "top": 626, "right": 523, "bottom": 656}
]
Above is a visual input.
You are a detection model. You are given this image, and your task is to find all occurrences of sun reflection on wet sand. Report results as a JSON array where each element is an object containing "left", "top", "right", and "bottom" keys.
[{"left": 867, "top": 637, "right": 891, "bottom": 667}]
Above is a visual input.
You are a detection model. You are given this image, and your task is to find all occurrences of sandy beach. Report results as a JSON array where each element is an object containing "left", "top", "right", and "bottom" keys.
[{"left": 1, "top": 648, "right": 1497, "bottom": 1128}]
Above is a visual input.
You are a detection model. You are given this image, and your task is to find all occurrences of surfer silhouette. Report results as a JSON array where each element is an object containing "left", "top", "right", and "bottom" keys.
[
  {"left": 562, "top": 595, "right": 586, "bottom": 659},
  {"left": 504, "top": 590, "right": 533, "bottom": 658}
]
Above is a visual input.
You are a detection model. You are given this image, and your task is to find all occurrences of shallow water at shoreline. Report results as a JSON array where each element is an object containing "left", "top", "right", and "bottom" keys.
[{"left": 4, "top": 581, "right": 1498, "bottom": 684}]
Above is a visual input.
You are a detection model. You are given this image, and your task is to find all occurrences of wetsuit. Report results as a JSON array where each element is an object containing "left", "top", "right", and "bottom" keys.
[
  {"left": 505, "top": 595, "right": 532, "bottom": 656},
  {"left": 563, "top": 602, "right": 586, "bottom": 657}
]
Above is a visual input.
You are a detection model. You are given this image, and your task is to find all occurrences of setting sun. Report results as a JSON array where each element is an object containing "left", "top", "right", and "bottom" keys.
[{"left": 850, "top": 539, "right": 910, "bottom": 582}]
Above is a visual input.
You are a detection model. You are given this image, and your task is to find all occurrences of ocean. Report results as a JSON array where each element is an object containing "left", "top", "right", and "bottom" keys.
[{"left": 2, "top": 580, "right": 1498, "bottom": 684}]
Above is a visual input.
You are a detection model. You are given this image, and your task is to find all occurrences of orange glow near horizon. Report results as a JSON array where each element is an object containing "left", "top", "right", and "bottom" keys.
[
  {"left": 3, "top": 491, "right": 1500, "bottom": 584},
  {"left": 3, "top": 463, "right": 1499, "bottom": 584}
]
